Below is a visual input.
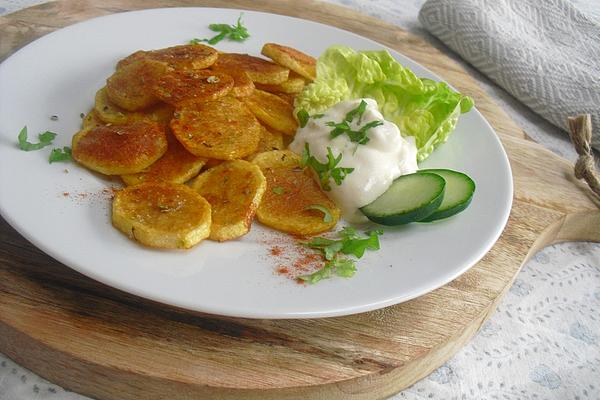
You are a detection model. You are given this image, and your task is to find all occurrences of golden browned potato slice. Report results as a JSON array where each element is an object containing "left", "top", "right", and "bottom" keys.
[
  {"left": 117, "top": 44, "right": 218, "bottom": 71},
  {"left": 116, "top": 50, "right": 147, "bottom": 69},
  {"left": 203, "top": 158, "right": 224, "bottom": 170},
  {"left": 213, "top": 53, "right": 289, "bottom": 84},
  {"left": 72, "top": 121, "right": 168, "bottom": 175},
  {"left": 112, "top": 182, "right": 212, "bottom": 249},
  {"left": 252, "top": 150, "right": 340, "bottom": 235},
  {"left": 261, "top": 43, "right": 316, "bottom": 81},
  {"left": 170, "top": 97, "right": 261, "bottom": 160},
  {"left": 106, "top": 59, "right": 168, "bottom": 111},
  {"left": 94, "top": 87, "right": 174, "bottom": 126},
  {"left": 190, "top": 160, "right": 266, "bottom": 241},
  {"left": 277, "top": 93, "right": 296, "bottom": 106},
  {"left": 258, "top": 125, "right": 285, "bottom": 152},
  {"left": 243, "top": 89, "right": 298, "bottom": 135},
  {"left": 210, "top": 67, "right": 255, "bottom": 98},
  {"left": 81, "top": 110, "right": 104, "bottom": 130},
  {"left": 154, "top": 70, "right": 234, "bottom": 107},
  {"left": 255, "top": 71, "right": 306, "bottom": 94},
  {"left": 245, "top": 125, "right": 284, "bottom": 160},
  {"left": 121, "top": 132, "right": 206, "bottom": 186}
]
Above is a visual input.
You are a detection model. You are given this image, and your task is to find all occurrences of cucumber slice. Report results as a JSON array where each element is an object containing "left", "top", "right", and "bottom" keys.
[
  {"left": 360, "top": 172, "right": 445, "bottom": 225},
  {"left": 418, "top": 169, "right": 475, "bottom": 222}
]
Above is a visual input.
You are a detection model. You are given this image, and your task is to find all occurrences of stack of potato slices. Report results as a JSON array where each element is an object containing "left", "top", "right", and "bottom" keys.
[{"left": 72, "top": 42, "right": 340, "bottom": 249}]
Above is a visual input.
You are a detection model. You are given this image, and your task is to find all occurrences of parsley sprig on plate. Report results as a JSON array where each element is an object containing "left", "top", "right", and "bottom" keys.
[
  {"left": 190, "top": 14, "right": 250, "bottom": 45},
  {"left": 17, "top": 125, "right": 72, "bottom": 163},
  {"left": 299, "top": 227, "right": 383, "bottom": 284},
  {"left": 49, "top": 146, "right": 72, "bottom": 163},
  {"left": 18, "top": 126, "right": 57, "bottom": 151}
]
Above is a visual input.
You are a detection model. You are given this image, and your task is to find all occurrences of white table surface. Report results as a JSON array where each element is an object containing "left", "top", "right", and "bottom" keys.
[{"left": 1, "top": 1, "right": 599, "bottom": 399}]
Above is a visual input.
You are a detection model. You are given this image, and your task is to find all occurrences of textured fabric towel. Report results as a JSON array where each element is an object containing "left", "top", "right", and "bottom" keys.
[{"left": 419, "top": 0, "right": 600, "bottom": 150}]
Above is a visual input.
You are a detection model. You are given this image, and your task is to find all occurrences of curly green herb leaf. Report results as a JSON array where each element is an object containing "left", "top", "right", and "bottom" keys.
[
  {"left": 344, "top": 99, "right": 368, "bottom": 123},
  {"left": 190, "top": 14, "right": 250, "bottom": 45},
  {"left": 340, "top": 229, "right": 382, "bottom": 258},
  {"left": 299, "top": 257, "right": 357, "bottom": 284},
  {"left": 49, "top": 146, "right": 72, "bottom": 163},
  {"left": 326, "top": 100, "right": 383, "bottom": 145},
  {"left": 305, "top": 204, "right": 333, "bottom": 223},
  {"left": 297, "top": 109, "right": 310, "bottom": 128},
  {"left": 17, "top": 126, "right": 57, "bottom": 151},
  {"left": 304, "top": 236, "right": 341, "bottom": 261},
  {"left": 300, "top": 143, "right": 354, "bottom": 191},
  {"left": 298, "top": 261, "right": 333, "bottom": 284}
]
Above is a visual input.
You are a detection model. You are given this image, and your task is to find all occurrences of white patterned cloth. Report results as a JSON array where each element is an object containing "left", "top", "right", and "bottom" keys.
[
  {"left": 1, "top": 1, "right": 600, "bottom": 400},
  {"left": 419, "top": 0, "right": 600, "bottom": 151}
]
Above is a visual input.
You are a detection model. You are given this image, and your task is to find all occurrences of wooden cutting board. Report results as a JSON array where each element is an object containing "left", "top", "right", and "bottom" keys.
[{"left": 1, "top": 1, "right": 598, "bottom": 399}]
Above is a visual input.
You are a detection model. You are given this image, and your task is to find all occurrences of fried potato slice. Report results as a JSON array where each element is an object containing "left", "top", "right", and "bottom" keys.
[
  {"left": 252, "top": 150, "right": 340, "bottom": 235},
  {"left": 106, "top": 59, "right": 168, "bottom": 111},
  {"left": 190, "top": 160, "right": 266, "bottom": 241},
  {"left": 213, "top": 53, "right": 289, "bottom": 84},
  {"left": 261, "top": 43, "right": 316, "bottom": 81},
  {"left": 117, "top": 44, "right": 218, "bottom": 71},
  {"left": 94, "top": 87, "right": 174, "bottom": 126},
  {"left": 154, "top": 70, "right": 233, "bottom": 107},
  {"left": 203, "top": 158, "right": 224, "bottom": 170},
  {"left": 112, "top": 182, "right": 212, "bottom": 249},
  {"left": 82, "top": 110, "right": 104, "bottom": 130},
  {"left": 210, "top": 67, "right": 255, "bottom": 98},
  {"left": 243, "top": 89, "right": 298, "bottom": 135},
  {"left": 121, "top": 132, "right": 206, "bottom": 186},
  {"left": 170, "top": 97, "right": 261, "bottom": 160},
  {"left": 277, "top": 93, "right": 296, "bottom": 106},
  {"left": 72, "top": 121, "right": 168, "bottom": 175},
  {"left": 255, "top": 71, "right": 306, "bottom": 94},
  {"left": 257, "top": 125, "right": 285, "bottom": 152},
  {"left": 245, "top": 125, "right": 284, "bottom": 160}
]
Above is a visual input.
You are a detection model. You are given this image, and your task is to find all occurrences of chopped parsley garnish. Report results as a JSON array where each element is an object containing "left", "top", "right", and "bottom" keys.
[
  {"left": 298, "top": 257, "right": 356, "bottom": 284},
  {"left": 337, "top": 227, "right": 383, "bottom": 258},
  {"left": 327, "top": 120, "right": 384, "bottom": 145},
  {"left": 18, "top": 126, "right": 70, "bottom": 163},
  {"left": 300, "top": 143, "right": 354, "bottom": 191},
  {"left": 272, "top": 186, "right": 285, "bottom": 195},
  {"left": 304, "top": 227, "right": 382, "bottom": 260},
  {"left": 305, "top": 204, "right": 333, "bottom": 223},
  {"left": 325, "top": 100, "right": 384, "bottom": 145},
  {"left": 190, "top": 14, "right": 250, "bottom": 45},
  {"left": 344, "top": 99, "right": 368, "bottom": 124},
  {"left": 297, "top": 110, "right": 325, "bottom": 128},
  {"left": 49, "top": 146, "right": 72, "bottom": 163},
  {"left": 17, "top": 126, "right": 57, "bottom": 151},
  {"left": 297, "top": 109, "right": 310, "bottom": 128},
  {"left": 298, "top": 228, "right": 383, "bottom": 283}
]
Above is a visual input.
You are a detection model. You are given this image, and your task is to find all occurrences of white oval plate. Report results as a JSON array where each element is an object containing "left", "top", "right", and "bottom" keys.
[{"left": 0, "top": 8, "right": 512, "bottom": 319}]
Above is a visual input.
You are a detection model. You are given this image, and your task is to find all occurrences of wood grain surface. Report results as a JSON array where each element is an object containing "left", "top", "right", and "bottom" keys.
[{"left": 1, "top": 1, "right": 598, "bottom": 399}]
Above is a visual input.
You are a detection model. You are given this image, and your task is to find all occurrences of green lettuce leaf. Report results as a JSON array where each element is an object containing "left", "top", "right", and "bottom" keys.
[{"left": 295, "top": 46, "right": 474, "bottom": 161}]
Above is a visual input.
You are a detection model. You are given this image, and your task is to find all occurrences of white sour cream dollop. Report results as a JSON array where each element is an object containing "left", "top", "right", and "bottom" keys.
[{"left": 289, "top": 98, "right": 418, "bottom": 223}]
